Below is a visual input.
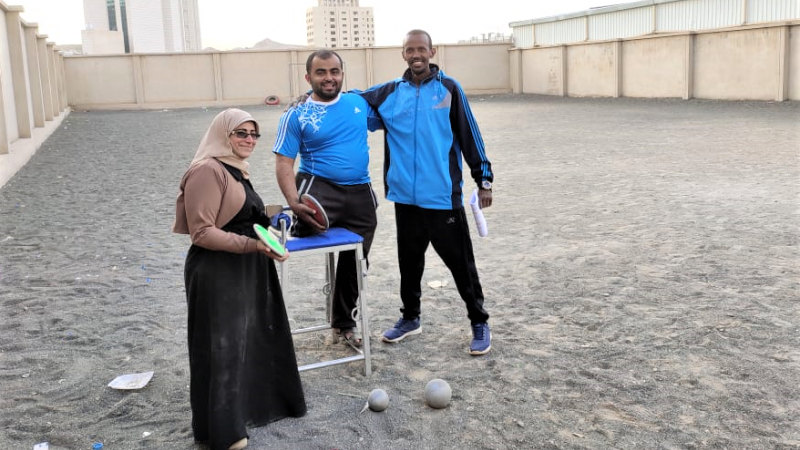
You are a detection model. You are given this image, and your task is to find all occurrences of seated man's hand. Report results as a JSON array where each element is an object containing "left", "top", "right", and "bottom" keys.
[{"left": 290, "top": 200, "right": 326, "bottom": 232}]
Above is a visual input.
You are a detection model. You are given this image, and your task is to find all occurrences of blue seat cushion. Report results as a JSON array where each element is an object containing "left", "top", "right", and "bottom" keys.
[{"left": 285, "top": 227, "right": 363, "bottom": 252}]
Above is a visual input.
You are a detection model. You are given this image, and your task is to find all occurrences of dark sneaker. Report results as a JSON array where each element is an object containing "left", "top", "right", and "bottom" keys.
[
  {"left": 382, "top": 317, "right": 422, "bottom": 343},
  {"left": 469, "top": 322, "right": 491, "bottom": 355}
]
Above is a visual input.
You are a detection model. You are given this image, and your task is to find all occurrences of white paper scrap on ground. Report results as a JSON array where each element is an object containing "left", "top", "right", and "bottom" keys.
[
  {"left": 34, "top": 443, "right": 49, "bottom": 450},
  {"left": 107, "top": 371, "right": 154, "bottom": 390},
  {"left": 469, "top": 189, "right": 488, "bottom": 237},
  {"left": 427, "top": 280, "right": 449, "bottom": 289}
]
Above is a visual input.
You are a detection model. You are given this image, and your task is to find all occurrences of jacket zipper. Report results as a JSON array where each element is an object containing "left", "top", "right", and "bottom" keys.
[{"left": 412, "top": 83, "right": 420, "bottom": 205}]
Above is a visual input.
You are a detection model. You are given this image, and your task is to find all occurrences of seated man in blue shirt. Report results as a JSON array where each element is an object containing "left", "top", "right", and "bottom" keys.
[{"left": 273, "top": 50, "right": 382, "bottom": 346}]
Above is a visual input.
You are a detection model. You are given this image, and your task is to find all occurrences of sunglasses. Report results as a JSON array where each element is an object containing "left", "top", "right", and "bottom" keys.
[{"left": 231, "top": 129, "right": 261, "bottom": 140}]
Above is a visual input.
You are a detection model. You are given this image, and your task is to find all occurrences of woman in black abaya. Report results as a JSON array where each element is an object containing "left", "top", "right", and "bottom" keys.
[{"left": 173, "top": 109, "right": 306, "bottom": 450}]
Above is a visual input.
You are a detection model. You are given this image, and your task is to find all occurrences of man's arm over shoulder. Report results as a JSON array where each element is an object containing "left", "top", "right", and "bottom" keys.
[
  {"left": 361, "top": 98, "right": 384, "bottom": 132},
  {"left": 352, "top": 79, "right": 400, "bottom": 109},
  {"left": 446, "top": 78, "right": 493, "bottom": 186}
]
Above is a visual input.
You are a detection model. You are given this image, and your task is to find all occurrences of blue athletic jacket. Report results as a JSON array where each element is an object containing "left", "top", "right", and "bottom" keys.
[{"left": 357, "top": 65, "right": 493, "bottom": 210}]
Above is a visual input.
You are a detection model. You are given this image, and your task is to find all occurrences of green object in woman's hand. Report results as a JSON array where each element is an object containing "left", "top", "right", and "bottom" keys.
[{"left": 253, "top": 224, "right": 286, "bottom": 256}]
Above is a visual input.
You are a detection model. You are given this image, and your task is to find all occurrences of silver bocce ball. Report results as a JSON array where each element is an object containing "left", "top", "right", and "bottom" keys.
[
  {"left": 424, "top": 379, "right": 452, "bottom": 409},
  {"left": 367, "top": 388, "right": 390, "bottom": 412}
]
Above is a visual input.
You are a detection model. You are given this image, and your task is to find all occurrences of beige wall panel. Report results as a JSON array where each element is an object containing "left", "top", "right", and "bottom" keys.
[
  {"left": 622, "top": 36, "right": 686, "bottom": 98},
  {"left": 0, "top": 8, "right": 21, "bottom": 141},
  {"left": 36, "top": 38, "right": 53, "bottom": 121},
  {"left": 291, "top": 50, "right": 314, "bottom": 98},
  {"left": 5, "top": 11, "right": 32, "bottom": 138},
  {"left": 219, "top": 51, "right": 293, "bottom": 101},
  {"left": 64, "top": 57, "right": 136, "bottom": 105},
  {"left": 140, "top": 54, "right": 215, "bottom": 103},
  {"left": 23, "top": 26, "right": 44, "bottom": 128},
  {"left": 369, "top": 47, "right": 411, "bottom": 86},
  {"left": 789, "top": 26, "right": 800, "bottom": 101},
  {"left": 521, "top": 47, "right": 564, "bottom": 95},
  {"left": 57, "top": 24, "right": 798, "bottom": 108},
  {"left": 441, "top": 44, "right": 511, "bottom": 92},
  {"left": 509, "top": 50, "right": 521, "bottom": 93},
  {"left": 46, "top": 46, "right": 59, "bottom": 116},
  {"left": 567, "top": 42, "right": 616, "bottom": 97},
  {"left": 693, "top": 28, "right": 779, "bottom": 100},
  {"left": 337, "top": 49, "right": 368, "bottom": 90}
]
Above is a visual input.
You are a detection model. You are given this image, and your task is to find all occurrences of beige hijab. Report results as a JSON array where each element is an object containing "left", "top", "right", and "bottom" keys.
[{"left": 190, "top": 108, "right": 260, "bottom": 179}]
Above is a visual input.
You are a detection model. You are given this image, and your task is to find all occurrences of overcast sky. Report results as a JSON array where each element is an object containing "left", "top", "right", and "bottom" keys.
[{"left": 20, "top": 0, "right": 612, "bottom": 50}]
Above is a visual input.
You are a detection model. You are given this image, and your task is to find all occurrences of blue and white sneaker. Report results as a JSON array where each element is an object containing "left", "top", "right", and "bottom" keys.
[
  {"left": 382, "top": 317, "right": 422, "bottom": 343},
  {"left": 469, "top": 322, "right": 491, "bottom": 355}
]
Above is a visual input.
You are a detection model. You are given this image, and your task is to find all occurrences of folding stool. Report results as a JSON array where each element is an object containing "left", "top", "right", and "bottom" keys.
[{"left": 272, "top": 212, "right": 372, "bottom": 376}]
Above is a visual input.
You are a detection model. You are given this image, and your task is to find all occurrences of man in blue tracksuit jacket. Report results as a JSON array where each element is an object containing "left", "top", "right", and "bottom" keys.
[{"left": 357, "top": 29, "right": 495, "bottom": 355}]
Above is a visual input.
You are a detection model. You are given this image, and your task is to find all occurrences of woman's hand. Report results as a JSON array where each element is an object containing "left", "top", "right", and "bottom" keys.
[{"left": 256, "top": 239, "right": 289, "bottom": 262}]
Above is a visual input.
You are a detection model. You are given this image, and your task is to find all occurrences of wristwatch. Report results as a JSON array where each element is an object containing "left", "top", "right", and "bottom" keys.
[{"left": 480, "top": 180, "right": 493, "bottom": 191}]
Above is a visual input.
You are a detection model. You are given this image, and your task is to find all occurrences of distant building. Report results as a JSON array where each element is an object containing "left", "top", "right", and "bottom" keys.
[
  {"left": 459, "top": 32, "right": 513, "bottom": 45},
  {"left": 306, "top": 0, "right": 375, "bottom": 48},
  {"left": 508, "top": 0, "right": 800, "bottom": 48},
  {"left": 81, "top": 0, "right": 202, "bottom": 54}
]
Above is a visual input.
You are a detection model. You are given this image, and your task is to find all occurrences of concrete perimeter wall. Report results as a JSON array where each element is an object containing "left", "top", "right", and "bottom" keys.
[
  {"left": 513, "top": 22, "right": 800, "bottom": 101},
  {"left": 0, "top": 12, "right": 796, "bottom": 157},
  {"left": 0, "top": 1, "right": 69, "bottom": 156},
  {"left": 63, "top": 21, "right": 798, "bottom": 112},
  {"left": 64, "top": 43, "right": 513, "bottom": 110},
  {"left": 1, "top": 6, "right": 794, "bottom": 189}
]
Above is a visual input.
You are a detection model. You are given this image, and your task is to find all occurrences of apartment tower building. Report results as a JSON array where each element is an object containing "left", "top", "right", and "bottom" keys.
[
  {"left": 306, "top": 0, "right": 375, "bottom": 48},
  {"left": 81, "top": 0, "right": 202, "bottom": 54}
]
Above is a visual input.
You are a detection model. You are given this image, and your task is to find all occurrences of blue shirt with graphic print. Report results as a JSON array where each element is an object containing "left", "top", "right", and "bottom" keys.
[{"left": 272, "top": 92, "right": 382, "bottom": 185}]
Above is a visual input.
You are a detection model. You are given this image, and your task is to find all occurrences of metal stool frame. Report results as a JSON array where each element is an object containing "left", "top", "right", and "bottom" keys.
[{"left": 274, "top": 214, "right": 371, "bottom": 376}]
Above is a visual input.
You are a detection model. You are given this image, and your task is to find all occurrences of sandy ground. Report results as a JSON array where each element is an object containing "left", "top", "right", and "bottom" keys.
[{"left": 1, "top": 95, "right": 798, "bottom": 450}]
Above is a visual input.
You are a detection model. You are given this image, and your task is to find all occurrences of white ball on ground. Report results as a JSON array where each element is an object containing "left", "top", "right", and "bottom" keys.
[
  {"left": 424, "top": 379, "right": 452, "bottom": 409},
  {"left": 367, "top": 388, "right": 389, "bottom": 412}
]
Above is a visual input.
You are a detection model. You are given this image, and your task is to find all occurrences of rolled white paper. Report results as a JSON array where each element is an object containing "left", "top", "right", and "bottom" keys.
[{"left": 469, "top": 189, "right": 489, "bottom": 237}]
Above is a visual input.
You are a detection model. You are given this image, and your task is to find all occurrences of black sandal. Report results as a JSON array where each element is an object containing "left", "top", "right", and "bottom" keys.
[{"left": 335, "top": 327, "right": 362, "bottom": 348}]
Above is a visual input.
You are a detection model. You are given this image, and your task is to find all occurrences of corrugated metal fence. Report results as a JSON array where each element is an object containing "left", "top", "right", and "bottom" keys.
[{"left": 512, "top": 0, "right": 799, "bottom": 47}]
